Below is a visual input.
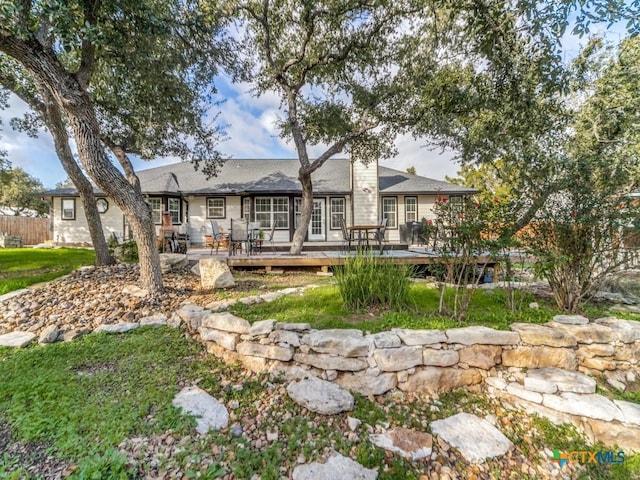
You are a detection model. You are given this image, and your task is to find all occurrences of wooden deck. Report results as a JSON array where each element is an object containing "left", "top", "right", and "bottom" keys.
[{"left": 187, "top": 243, "right": 499, "bottom": 276}]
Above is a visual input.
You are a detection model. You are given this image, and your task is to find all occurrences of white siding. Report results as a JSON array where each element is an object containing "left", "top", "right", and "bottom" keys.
[
  {"left": 351, "top": 159, "right": 378, "bottom": 225},
  {"left": 53, "top": 197, "right": 125, "bottom": 244}
]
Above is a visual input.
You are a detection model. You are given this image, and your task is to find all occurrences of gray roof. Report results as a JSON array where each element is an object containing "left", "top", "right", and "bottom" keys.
[{"left": 44, "top": 159, "right": 475, "bottom": 196}]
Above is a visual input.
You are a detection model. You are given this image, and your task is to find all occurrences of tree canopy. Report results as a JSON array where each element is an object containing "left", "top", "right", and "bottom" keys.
[{"left": 0, "top": 166, "right": 49, "bottom": 216}]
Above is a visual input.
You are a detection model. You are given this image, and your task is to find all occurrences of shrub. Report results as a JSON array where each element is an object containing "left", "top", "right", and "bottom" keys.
[
  {"left": 107, "top": 236, "right": 138, "bottom": 263},
  {"left": 335, "top": 252, "right": 412, "bottom": 311}
]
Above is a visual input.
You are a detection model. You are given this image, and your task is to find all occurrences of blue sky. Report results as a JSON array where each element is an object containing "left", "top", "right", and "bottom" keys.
[{"left": 0, "top": 18, "right": 628, "bottom": 189}]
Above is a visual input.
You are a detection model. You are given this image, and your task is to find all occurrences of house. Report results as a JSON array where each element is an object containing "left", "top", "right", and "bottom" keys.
[{"left": 44, "top": 158, "right": 475, "bottom": 246}]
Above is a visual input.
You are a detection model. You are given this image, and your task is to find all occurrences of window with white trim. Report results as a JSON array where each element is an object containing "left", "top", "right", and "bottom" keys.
[
  {"left": 255, "top": 197, "right": 289, "bottom": 229},
  {"left": 243, "top": 197, "right": 251, "bottom": 221},
  {"left": 330, "top": 198, "right": 345, "bottom": 230},
  {"left": 61, "top": 198, "right": 76, "bottom": 220},
  {"left": 168, "top": 198, "right": 180, "bottom": 224},
  {"left": 206, "top": 198, "right": 226, "bottom": 219},
  {"left": 382, "top": 197, "right": 397, "bottom": 228},
  {"left": 405, "top": 197, "right": 417, "bottom": 223},
  {"left": 147, "top": 198, "right": 162, "bottom": 224}
]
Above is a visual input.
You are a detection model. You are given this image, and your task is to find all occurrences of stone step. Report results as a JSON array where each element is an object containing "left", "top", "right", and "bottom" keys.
[{"left": 524, "top": 367, "right": 596, "bottom": 394}]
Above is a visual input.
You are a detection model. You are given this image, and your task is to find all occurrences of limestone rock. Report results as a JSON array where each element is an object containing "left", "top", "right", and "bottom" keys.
[
  {"left": 277, "top": 322, "right": 311, "bottom": 331},
  {"left": 430, "top": 413, "right": 514, "bottom": 463},
  {"left": 0, "top": 331, "right": 35, "bottom": 348},
  {"left": 485, "top": 377, "right": 507, "bottom": 390},
  {"left": 458, "top": 345, "right": 502, "bottom": 369},
  {"left": 159, "top": 253, "right": 188, "bottom": 273},
  {"left": 172, "top": 386, "right": 229, "bottom": 434},
  {"left": 199, "top": 258, "right": 235, "bottom": 289},
  {"left": 294, "top": 353, "right": 368, "bottom": 372},
  {"left": 614, "top": 400, "right": 640, "bottom": 426},
  {"left": 577, "top": 344, "right": 615, "bottom": 358},
  {"left": 582, "top": 357, "right": 616, "bottom": 371},
  {"left": 422, "top": 348, "right": 459, "bottom": 367},
  {"left": 370, "top": 428, "right": 433, "bottom": 461},
  {"left": 523, "top": 377, "right": 558, "bottom": 394},
  {"left": 175, "top": 305, "right": 208, "bottom": 330},
  {"left": 599, "top": 270, "right": 640, "bottom": 303},
  {"left": 505, "top": 382, "right": 543, "bottom": 404},
  {"left": 546, "top": 322, "right": 615, "bottom": 344},
  {"left": 94, "top": 322, "right": 139, "bottom": 334},
  {"left": 502, "top": 346, "right": 577, "bottom": 370},
  {"left": 139, "top": 313, "right": 168, "bottom": 326},
  {"left": 368, "top": 332, "right": 401, "bottom": 349},
  {"left": 391, "top": 328, "right": 446, "bottom": 346},
  {"left": 336, "top": 372, "right": 397, "bottom": 396},
  {"left": 292, "top": 453, "right": 377, "bottom": 480},
  {"left": 268, "top": 329, "right": 301, "bottom": 347},
  {"left": 509, "top": 323, "right": 577, "bottom": 347},
  {"left": 302, "top": 329, "right": 369, "bottom": 357},
  {"left": 287, "top": 376, "right": 354, "bottom": 415},
  {"left": 122, "top": 285, "right": 148, "bottom": 298},
  {"left": 38, "top": 325, "right": 59, "bottom": 344},
  {"left": 446, "top": 326, "right": 520, "bottom": 345},
  {"left": 249, "top": 319, "right": 276, "bottom": 337},
  {"left": 199, "top": 327, "right": 240, "bottom": 351},
  {"left": 525, "top": 368, "right": 596, "bottom": 394},
  {"left": 397, "top": 367, "right": 482, "bottom": 393},
  {"left": 373, "top": 346, "right": 423, "bottom": 372},
  {"left": 201, "top": 312, "right": 250, "bottom": 334},
  {"left": 553, "top": 314, "right": 589, "bottom": 325},
  {"left": 542, "top": 393, "right": 623, "bottom": 422},
  {"left": 593, "top": 317, "right": 640, "bottom": 343},
  {"left": 237, "top": 342, "right": 293, "bottom": 361}
]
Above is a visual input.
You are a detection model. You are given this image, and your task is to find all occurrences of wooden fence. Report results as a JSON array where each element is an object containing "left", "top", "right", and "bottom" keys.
[{"left": 0, "top": 216, "right": 50, "bottom": 246}]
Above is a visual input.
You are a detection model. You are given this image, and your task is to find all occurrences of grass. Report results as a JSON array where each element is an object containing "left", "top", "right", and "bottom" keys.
[
  {"left": 0, "top": 248, "right": 95, "bottom": 295},
  {"left": 229, "top": 283, "right": 581, "bottom": 331}
]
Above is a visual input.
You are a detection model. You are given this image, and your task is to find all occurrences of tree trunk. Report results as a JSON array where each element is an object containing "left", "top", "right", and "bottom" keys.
[
  {"left": 290, "top": 169, "right": 313, "bottom": 254},
  {"left": 40, "top": 86, "right": 115, "bottom": 266}
]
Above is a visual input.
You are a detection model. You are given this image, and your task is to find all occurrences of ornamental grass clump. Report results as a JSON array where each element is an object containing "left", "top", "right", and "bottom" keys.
[{"left": 335, "top": 252, "right": 412, "bottom": 311}]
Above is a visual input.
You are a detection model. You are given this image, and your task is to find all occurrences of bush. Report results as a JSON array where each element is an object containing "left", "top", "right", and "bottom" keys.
[
  {"left": 107, "top": 236, "right": 138, "bottom": 263},
  {"left": 335, "top": 252, "right": 412, "bottom": 311}
]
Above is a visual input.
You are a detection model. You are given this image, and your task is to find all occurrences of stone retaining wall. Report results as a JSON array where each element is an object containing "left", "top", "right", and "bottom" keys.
[{"left": 0, "top": 235, "right": 23, "bottom": 248}]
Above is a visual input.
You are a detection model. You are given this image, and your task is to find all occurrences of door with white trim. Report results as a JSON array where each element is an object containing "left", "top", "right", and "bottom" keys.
[{"left": 308, "top": 199, "right": 326, "bottom": 241}]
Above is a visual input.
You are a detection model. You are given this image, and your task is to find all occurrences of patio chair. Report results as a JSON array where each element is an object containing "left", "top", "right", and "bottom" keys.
[
  {"left": 372, "top": 217, "right": 388, "bottom": 254},
  {"left": 229, "top": 218, "right": 249, "bottom": 255},
  {"left": 208, "top": 220, "right": 225, "bottom": 255},
  {"left": 339, "top": 217, "right": 354, "bottom": 251},
  {"left": 264, "top": 222, "right": 277, "bottom": 253}
]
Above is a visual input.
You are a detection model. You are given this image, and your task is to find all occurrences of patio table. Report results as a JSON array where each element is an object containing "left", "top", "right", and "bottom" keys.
[{"left": 348, "top": 225, "right": 384, "bottom": 252}]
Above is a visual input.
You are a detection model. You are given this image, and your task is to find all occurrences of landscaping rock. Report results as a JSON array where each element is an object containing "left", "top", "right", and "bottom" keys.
[
  {"left": 172, "top": 386, "right": 229, "bottom": 434},
  {"left": 198, "top": 258, "right": 235, "bottom": 289},
  {"left": 445, "top": 326, "right": 520, "bottom": 345},
  {"left": 397, "top": 367, "right": 482, "bottom": 393},
  {"left": 0, "top": 331, "right": 35, "bottom": 348},
  {"left": 577, "top": 343, "right": 615, "bottom": 358},
  {"left": 485, "top": 377, "right": 507, "bottom": 390},
  {"left": 94, "top": 322, "right": 139, "bottom": 334},
  {"left": 599, "top": 270, "right": 640, "bottom": 303},
  {"left": 370, "top": 428, "right": 433, "bottom": 460},
  {"left": 293, "top": 353, "right": 368, "bottom": 372},
  {"left": 292, "top": 453, "right": 377, "bottom": 480},
  {"left": 249, "top": 319, "right": 276, "bottom": 337},
  {"left": 175, "top": 305, "right": 208, "bottom": 330},
  {"left": 336, "top": 372, "right": 397, "bottom": 396},
  {"left": 368, "top": 332, "right": 401, "bottom": 349},
  {"left": 506, "top": 382, "right": 543, "bottom": 404},
  {"left": 268, "top": 329, "right": 301, "bottom": 347},
  {"left": 200, "top": 312, "right": 250, "bottom": 334},
  {"left": 502, "top": 346, "right": 577, "bottom": 370},
  {"left": 593, "top": 317, "right": 640, "bottom": 343},
  {"left": 302, "top": 329, "right": 369, "bottom": 357},
  {"left": 159, "top": 253, "right": 188, "bottom": 273},
  {"left": 614, "top": 400, "right": 640, "bottom": 426},
  {"left": 199, "top": 327, "right": 240, "bottom": 351},
  {"left": 38, "top": 325, "right": 59, "bottom": 344},
  {"left": 276, "top": 322, "right": 311, "bottom": 331},
  {"left": 458, "top": 345, "right": 502, "bottom": 369},
  {"left": 391, "top": 328, "right": 446, "bottom": 346},
  {"left": 373, "top": 346, "right": 423, "bottom": 372},
  {"left": 287, "top": 376, "right": 354, "bottom": 415},
  {"left": 122, "top": 285, "right": 148, "bottom": 298},
  {"left": 237, "top": 342, "right": 293, "bottom": 361},
  {"left": 509, "top": 323, "right": 577, "bottom": 347},
  {"left": 139, "top": 313, "right": 168, "bottom": 326},
  {"left": 542, "top": 393, "right": 623, "bottom": 422},
  {"left": 525, "top": 368, "right": 596, "bottom": 394},
  {"left": 422, "top": 348, "right": 459, "bottom": 367},
  {"left": 546, "top": 322, "right": 616, "bottom": 344},
  {"left": 430, "top": 413, "right": 514, "bottom": 463},
  {"left": 553, "top": 314, "right": 589, "bottom": 325}
]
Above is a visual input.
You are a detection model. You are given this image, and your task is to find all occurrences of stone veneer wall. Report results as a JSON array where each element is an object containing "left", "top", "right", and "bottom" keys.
[{"left": 174, "top": 306, "right": 640, "bottom": 450}]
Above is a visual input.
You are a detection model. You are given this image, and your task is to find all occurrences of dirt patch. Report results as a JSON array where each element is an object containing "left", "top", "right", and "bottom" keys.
[{"left": 72, "top": 361, "right": 118, "bottom": 377}]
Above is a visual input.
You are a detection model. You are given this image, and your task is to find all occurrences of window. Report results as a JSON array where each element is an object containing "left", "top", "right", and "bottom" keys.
[
  {"left": 405, "top": 197, "right": 417, "bottom": 223},
  {"left": 168, "top": 198, "right": 180, "bottom": 224},
  {"left": 61, "top": 198, "right": 76, "bottom": 220},
  {"left": 206, "top": 198, "right": 226, "bottom": 219},
  {"left": 330, "top": 198, "right": 345, "bottom": 230},
  {"left": 382, "top": 197, "right": 397, "bottom": 228},
  {"left": 243, "top": 197, "right": 251, "bottom": 221},
  {"left": 147, "top": 197, "right": 162, "bottom": 224},
  {"left": 255, "top": 197, "right": 289, "bottom": 229}
]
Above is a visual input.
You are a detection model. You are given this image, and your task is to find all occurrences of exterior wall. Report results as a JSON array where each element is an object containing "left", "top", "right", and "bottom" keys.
[
  {"left": 52, "top": 197, "right": 125, "bottom": 244},
  {"left": 351, "top": 159, "right": 378, "bottom": 225},
  {"left": 384, "top": 195, "right": 439, "bottom": 243},
  {"left": 186, "top": 196, "right": 242, "bottom": 245}
]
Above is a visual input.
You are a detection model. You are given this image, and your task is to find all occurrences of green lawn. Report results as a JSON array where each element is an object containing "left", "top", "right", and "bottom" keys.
[
  {"left": 229, "top": 283, "right": 608, "bottom": 331},
  {"left": 0, "top": 248, "right": 95, "bottom": 295}
]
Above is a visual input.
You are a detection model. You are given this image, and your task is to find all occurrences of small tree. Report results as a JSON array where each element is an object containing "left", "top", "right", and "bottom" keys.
[{"left": 0, "top": 167, "right": 49, "bottom": 216}]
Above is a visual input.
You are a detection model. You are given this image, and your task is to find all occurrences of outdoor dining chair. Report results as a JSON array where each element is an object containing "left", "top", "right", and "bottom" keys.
[
  {"left": 208, "top": 220, "right": 225, "bottom": 255},
  {"left": 229, "top": 218, "right": 249, "bottom": 255},
  {"left": 339, "top": 217, "right": 354, "bottom": 250}
]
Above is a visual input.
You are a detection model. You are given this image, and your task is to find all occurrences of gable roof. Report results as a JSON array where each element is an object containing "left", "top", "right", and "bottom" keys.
[{"left": 44, "top": 159, "right": 476, "bottom": 196}]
